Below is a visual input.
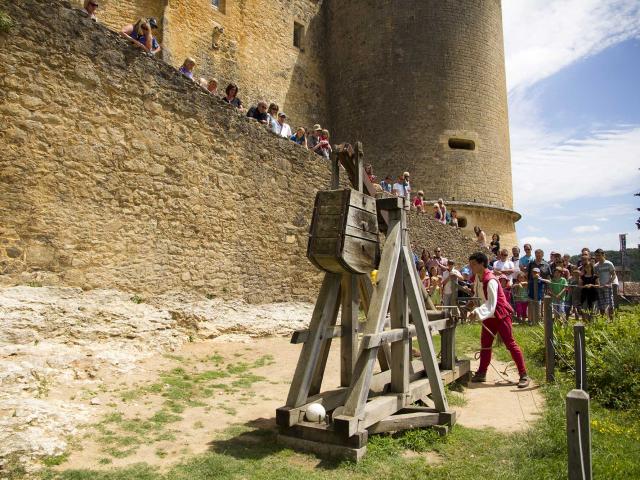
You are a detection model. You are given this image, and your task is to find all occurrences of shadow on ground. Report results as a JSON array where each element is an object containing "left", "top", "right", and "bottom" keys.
[{"left": 207, "top": 417, "right": 344, "bottom": 470}]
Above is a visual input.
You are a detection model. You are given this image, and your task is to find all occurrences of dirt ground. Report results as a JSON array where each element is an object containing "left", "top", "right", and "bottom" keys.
[
  {"left": 0, "top": 286, "right": 544, "bottom": 475},
  {"left": 60, "top": 337, "right": 543, "bottom": 471}
]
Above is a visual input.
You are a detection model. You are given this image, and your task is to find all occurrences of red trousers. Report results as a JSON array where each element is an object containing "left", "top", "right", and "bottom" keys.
[{"left": 479, "top": 316, "right": 527, "bottom": 376}]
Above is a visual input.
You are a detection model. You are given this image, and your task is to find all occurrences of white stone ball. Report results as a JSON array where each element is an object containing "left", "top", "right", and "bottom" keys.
[{"left": 305, "top": 403, "right": 326, "bottom": 423}]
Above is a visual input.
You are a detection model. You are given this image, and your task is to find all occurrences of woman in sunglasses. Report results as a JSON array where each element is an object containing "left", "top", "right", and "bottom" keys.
[
  {"left": 81, "top": 0, "right": 98, "bottom": 21},
  {"left": 120, "top": 18, "right": 156, "bottom": 54}
]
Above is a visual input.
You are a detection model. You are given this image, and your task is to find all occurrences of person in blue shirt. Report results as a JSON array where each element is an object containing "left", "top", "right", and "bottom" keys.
[
  {"left": 380, "top": 176, "right": 393, "bottom": 193},
  {"left": 519, "top": 243, "right": 533, "bottom": 272},
  {"left": 290, "top": 127, "right": 308, "bottom": 148}
]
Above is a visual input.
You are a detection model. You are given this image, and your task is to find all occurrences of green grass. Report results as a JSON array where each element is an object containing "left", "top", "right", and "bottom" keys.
[{"left": 40, "top": 319, "right": 640, "bottom": 479}]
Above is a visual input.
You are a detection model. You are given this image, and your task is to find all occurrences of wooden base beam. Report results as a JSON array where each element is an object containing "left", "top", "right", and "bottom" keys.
[{"left": 277, "top": 434, "right": 367, "bottom": 462}]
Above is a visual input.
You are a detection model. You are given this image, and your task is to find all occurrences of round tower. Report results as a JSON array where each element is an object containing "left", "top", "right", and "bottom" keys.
[{"left": 326, "top": 0, "right": 520, "bottom": 247}]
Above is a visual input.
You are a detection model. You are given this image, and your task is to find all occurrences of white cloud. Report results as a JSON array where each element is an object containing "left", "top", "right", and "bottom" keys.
[
  {"left": 503, "top": 0, "right": 640, "bottom": 92},
  {"left": 521, "top": 236, "right": 553, "bottom": 247},
  {"left": 526, "top": 225, "right": 541, "bottom": 232},
  {"left": 572, "top": 225, "right": 600, "bottom": 233},
  {"left": 595, "top": 217, "right": 608, "bottom": 222},
  {"left": 511, "top": 125, "right": 640, "bottom": 209}
]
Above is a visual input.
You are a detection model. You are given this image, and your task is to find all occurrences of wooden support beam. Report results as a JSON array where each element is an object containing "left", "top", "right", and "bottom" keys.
[
  {"left": 401, "top": 246, "right": 449, "bottom": 413},
  {"left": 368, "top": 410, "right": 455, "bottom": 434},
  {"left": 543, "top": 296, "right": 555, "bottom": 383},
  {"left": 277, "top": 434, "right": 366, "bottom": 462},
  {"left": 291, "top": 326, "right": 342, "bottom": 344},
  {"left": 358, "top": 274, "right": 392, "bottom": 373},
  {"left": 291, "top": 309, "right": 453, "bottom": 347},
  {"left": 440, "top": 327, "right": 456, "bottom": 371},
  {"left": 280, "top": 421, "right": 368, "bottom": 448},
  {"left": 390, "top": 205, "right": 410, "bottom": 394},
  {"left": 285, "top": 273, "right": 342, "bottom": 408},
  {"left": 341, "top": 274, "right": 360, "bottom": 387},
  {"left": 361, "top": 326, "right": 415, "bottom": 349},
  {"left": 341, "top": 218, "right": 402, "bottom": 418},
  {"left": 309, "top": 291, "right": 342, "bottom": 396}
]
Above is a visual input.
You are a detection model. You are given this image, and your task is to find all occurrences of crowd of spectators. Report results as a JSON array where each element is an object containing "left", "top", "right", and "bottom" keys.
[
  {"left": 411, "top": 243, "right": 619, "bottom": 323},
  {"left": 79, "top": 3, "right": 335, "bottom": 160}
]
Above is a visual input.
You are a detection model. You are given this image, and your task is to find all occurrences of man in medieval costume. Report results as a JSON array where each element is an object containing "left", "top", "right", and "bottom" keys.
[{"left": 468, "top": 252, "right": 531, "bottom": 389}]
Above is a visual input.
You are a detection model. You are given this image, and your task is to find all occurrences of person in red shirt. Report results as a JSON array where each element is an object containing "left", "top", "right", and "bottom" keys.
[
  {"left": 412, "top": 190, "right": 425, "bottom": 212},
  {"left": 468, "top": 252, "right": 530, "bottom": 388}
]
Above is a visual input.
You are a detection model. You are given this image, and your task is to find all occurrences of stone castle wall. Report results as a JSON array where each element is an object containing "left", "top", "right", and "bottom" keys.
[
  {"left": 71, "top": 0, "right": 329, "bottom": 130},
  {"left": 326, "top": 0, "right": 516, "bottom": 230},
  {"left": 0, "top": 0, "right": 331, "bottom": 302}
]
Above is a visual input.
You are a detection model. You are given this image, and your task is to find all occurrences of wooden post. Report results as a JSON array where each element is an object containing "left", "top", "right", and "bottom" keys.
[
  {"left": 532, "top": 280, "right": 540, "bottom": 324},
  {"left": 389, "top": 208, "right": 409, "bottom": 394},
  {"left": 330, "top": 151, "right": 339, "bottom": 189},
  {"left": 440, "top": 327, "right": 456, "bottom": 371},
  {"left": 354, "top": 142, "right": 364, "bottom": 194},
  {"left": 543, "top": 296, "right": 555, "bottom": 382},
  {"left": 401, "top": 247, "right": 448, "bottom": 412},
  {"left": 340, "top": 274, "right": 360, "bottom": 387},
  {"left": 566, "top": 389, "right": 592, "bottom": 480},
  {"left": 574, "top": 324, "right": 587, "bottom": 391},
  {"left": 341, "top": 216, "right": 402, "bottom": 417}
]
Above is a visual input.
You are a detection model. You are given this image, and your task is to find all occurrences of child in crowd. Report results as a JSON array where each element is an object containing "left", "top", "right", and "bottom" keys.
[
  {"left": 364, "top": 164, "right": 376, "bottom": 184},
  {"left": 428, "top": 266, "right": 442, "bottom": 306},
  {"left": 449, "top": 209, "right": 459, "bottom": 228},
  {"left": 568, "top": 269, "right": 582, "bottom": 320},
  {"left": 314, "top": 129, "right": 331, "bottom": 159},
  {"left": 178, "top": 57, "right": 196, "bottom": 80},
  {"left": 419, "top": 261, "right": 430, "bottom": 291},
  {"left": 290, "top": 127, "right": 307, "bottom": 148},
  {"left": 499, "top": 275, "right": 512, "bottom": 305},
  {"left": 512, "top": 272, "right": 529, "bottom": 323},
  {"left": 547, "top": 267, "right": 568, "bottom": 321},
  {"left": 413, "top": 191, "right": 425, "bottom": 212}
]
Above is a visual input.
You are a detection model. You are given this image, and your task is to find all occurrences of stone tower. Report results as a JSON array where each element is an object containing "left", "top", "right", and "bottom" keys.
[{"left": 326, "top": 0, "right": 519, "bottom": 246}]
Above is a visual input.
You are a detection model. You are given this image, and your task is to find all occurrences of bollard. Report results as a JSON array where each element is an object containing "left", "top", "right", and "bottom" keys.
[
  {"left": 543, "top": 296, "right": 554, "bottom": 382},
  {"left": 574, "top": 324, "right": 587, "bottom": 391},
  {"left": 566, "top": 389, "right": 592, "bottom": 480}
]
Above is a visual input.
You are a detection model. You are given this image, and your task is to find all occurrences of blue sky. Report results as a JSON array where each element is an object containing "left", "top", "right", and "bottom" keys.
[{"left": 502, "top": 0, "right": 640, "bottom": 254}]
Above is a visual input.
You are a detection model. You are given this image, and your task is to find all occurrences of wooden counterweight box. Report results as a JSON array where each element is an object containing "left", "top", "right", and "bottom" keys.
[{"left": 307, "top": 189, "right": 379, "bottom": 274}]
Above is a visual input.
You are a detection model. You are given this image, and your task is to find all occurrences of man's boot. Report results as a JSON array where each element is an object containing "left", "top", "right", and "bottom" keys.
[
  {"left": 471, "top": 371, "right": 486, "bottom": 383},
  {"left": 517, "top": 375, "right": 531, "bottom": 389}
]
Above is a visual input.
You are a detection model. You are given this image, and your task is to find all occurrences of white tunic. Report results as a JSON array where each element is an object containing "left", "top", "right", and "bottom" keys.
[{"left": 472, "top": 276, "right": 499, "bottom": 321}]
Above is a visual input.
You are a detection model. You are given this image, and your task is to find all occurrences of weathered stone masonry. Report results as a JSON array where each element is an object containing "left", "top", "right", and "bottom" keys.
[{"left": 0, "top": 0, "right": 330, "bottom": 302}]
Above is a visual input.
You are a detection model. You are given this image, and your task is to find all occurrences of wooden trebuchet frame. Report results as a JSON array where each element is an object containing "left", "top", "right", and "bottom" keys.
[{"left": 276, "top": 160, "right": 470, "bottom": 460}]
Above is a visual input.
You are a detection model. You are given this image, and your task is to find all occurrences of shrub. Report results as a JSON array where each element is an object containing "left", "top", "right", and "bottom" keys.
[
  {"left": 0, "top": 10, "right": 14, "bottom": 33},
  {"left": 533, "top": 307, "right": 640, "bottom": 409}
]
